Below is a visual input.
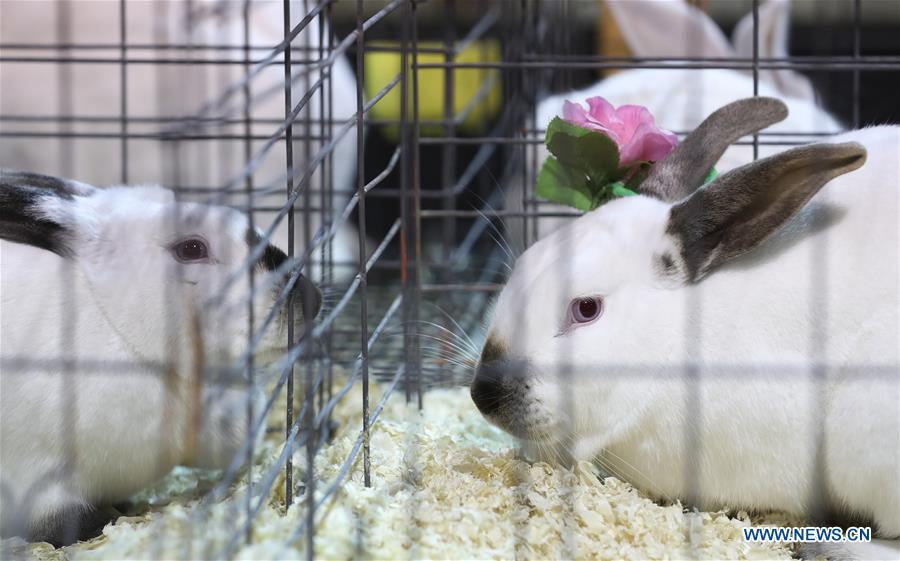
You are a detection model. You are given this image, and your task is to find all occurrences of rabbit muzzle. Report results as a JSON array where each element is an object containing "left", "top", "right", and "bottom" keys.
[{"left": 471, "top": 351, "right": 559, "bottom": 441}]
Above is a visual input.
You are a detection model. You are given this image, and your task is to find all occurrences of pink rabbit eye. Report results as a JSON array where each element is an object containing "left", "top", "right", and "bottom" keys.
[{"left": 571, "top": 296, "right": 603, "bottom": 323}]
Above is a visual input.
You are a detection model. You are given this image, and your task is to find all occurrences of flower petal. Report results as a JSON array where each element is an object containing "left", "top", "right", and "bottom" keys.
[
  {"left": 615, "top": 105, "right": 656, "bottom": 128},
  {"left": 563, "top": 99, "right": 619, "bottom": 140},
  {"left": 562, "top": 100, "right": 590, "bottom": 128},
  {"left": 586, "top": 97, "right": 618, "bottom": 125},
  {"left": 619, "top": 123, "right": 679, "bottom": 167}
]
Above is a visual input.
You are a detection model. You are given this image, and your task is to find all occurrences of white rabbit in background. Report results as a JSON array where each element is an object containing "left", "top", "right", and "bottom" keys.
[
  {"left": 0, "top": 0, "right": 360, "bottom": 279},
  {"left": 505, "top": 0, "right": 844, "bottom": 251},
  {"left": 475, "top": 98, "right": 899, "bottom": 560},
  {"left": 0, "top": 169, "right": 321, "bottom": 546}
]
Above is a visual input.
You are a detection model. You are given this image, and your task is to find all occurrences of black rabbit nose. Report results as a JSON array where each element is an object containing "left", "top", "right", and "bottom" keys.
[{"left": 471, "top": 361, "right": 506, "bottom": 417}]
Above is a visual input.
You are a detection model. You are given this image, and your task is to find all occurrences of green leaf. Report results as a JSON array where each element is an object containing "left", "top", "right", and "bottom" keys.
[
  {"left": 703, "top": 166, "right": 718, "bottom": 184},
  {"left": 536, "top": 156, "right": 593, "bottom": 211},
  {"left": 609, "top": 181, "right": 638, "bottom": 198},
  {"left": 544, "top": 117, "right": 621, "bottom": 186}
]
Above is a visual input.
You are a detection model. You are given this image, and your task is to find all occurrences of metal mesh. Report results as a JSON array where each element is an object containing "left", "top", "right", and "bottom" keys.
[{"left": 1, "top": 0, "right": 898, "bottom": 559}]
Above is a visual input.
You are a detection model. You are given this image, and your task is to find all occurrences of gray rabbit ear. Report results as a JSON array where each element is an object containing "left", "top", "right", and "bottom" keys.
[
  {"left": 665, "top": 142, "right": 866, "bottom": 282},
  {"left": 0, "top": 170, "right": 94, "bottom": 257},
  {"left": 637, "top": 97, "right": 789, "bottom": 202}
]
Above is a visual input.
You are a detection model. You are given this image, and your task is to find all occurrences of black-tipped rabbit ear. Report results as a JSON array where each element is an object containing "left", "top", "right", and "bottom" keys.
[
  {"left": 0, "top": 170, "right": 94, "bottom": 256},
  {"left": 666, "top": 141, "right": 867, "bottom": 282},
  {"left": 638, "top": 97, "right": 789, "bottom": 202}
]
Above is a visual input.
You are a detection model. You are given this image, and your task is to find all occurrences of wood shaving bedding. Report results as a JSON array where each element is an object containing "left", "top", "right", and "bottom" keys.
[{"left": 6, "top": 382, "right": 797, "bottom": 560}]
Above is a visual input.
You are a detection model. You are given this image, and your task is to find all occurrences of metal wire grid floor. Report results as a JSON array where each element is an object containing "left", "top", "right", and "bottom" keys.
[{"left": 1, "top": 0, "right": 898, "bottom": 558}]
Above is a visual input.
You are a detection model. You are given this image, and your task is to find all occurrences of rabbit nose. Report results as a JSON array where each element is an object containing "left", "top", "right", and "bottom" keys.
[
  {"left": 471, "top": 361, "right": 506, "bottom": 417},
  {"left": 293, "top": 274, "right": 322, "bottom": 320}
]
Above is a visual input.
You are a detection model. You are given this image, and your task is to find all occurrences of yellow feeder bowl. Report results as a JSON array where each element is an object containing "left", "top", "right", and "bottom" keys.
[{"left": 364, "top": 40, "right": 502, "bottom": 140}]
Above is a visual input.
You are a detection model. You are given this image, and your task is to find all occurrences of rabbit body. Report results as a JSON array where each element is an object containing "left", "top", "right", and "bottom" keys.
[
  {"left": 0, "top": 173, "right": 318, "bottom": 544},
  {"left": 0, "top": 0, "right": 360, "bottom": 275},
  {"left": 475, "top": 101, "right": 898, "bottom": 542},
  {"left": 586, "top": 130, "right": 899, "bottom": 528}
]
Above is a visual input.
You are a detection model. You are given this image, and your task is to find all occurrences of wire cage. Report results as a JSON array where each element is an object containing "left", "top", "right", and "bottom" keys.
[{"left": 1, "top": 0, "right": 898, "bottom": 559}]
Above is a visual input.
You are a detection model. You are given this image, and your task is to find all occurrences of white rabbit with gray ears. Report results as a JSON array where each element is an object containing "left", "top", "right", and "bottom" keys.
[
  {"left": 0, "top": 171, "right": 321, "bottom": 546},
  {"left": 474, "top": 98, "right": 899, "bottom": 559}
]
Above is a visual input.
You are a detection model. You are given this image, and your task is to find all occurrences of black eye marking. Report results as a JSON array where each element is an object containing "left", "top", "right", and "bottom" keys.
[
  {"left": 171, "top": 237, "right": 210, "bottom": 263},
  {"left": 658, "top": 252, "right": 677, "bottom": 275},
  {"left": 245, "top": 228, "right": 287, "bottom": 272},
  {"left": 260, "top": 245, "right": 287, "bottom": 271}
]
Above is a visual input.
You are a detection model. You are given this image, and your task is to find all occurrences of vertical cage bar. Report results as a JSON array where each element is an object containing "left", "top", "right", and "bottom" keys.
[
  {"left": 401, "top": 0, "right": 417, "bottom": 407},
  {"left": 355, "top": 0, "right": 372, "bottom": 489},
  {"left": 524, "top": 0, "right": 537, "bottom": 248},
  {"left": 325, "top": 0, "right": 335, "bottom": 414},
  {"left": 316, "top": 0, "right": 328, "bottom": 416},
  {"left": 283, "top": 0, "right": 297, "bottom": 512},
  {"left": 439, "top": 0, "right": 458, "bottom": 376},
  {"left": 561, "top": 0, "right": 571, "bottom": 91},
  {"left": 751, "top": 0, "right": 759, "bottom": 161},
  {"left": 303, "top": 0, "right": 313, "bottom": 264},
  {"left": 159, "top": 0, "right": 183, "bottom": 191},
  {"left": 807, "top": 1, "right": 837, "bottom": 529},
  {"left": 852, "top": 0, "right": 862, "bottom": 128},
  {"left": 241, "top": 0, "right": 256, "bottom": 547},
  {"left": 302, "top": 3, "right": 319, "bottom": 556},
  {"left": 411, "top": 0, "right": 423, "bottom": 411},
  {"left": 56, "top": 0, "right": 79, "bottom": 545},
  {"left": 56, "top": 0, "right": 73, "bottom": 177},
  {"left": 441, "top": 0, "right": 457, "bottom": 277},
  {"left": 515, "top": 3, "right": 533, "bottom": 559},
  {"left": 119, "top": 0, "right": 129, "bottom": 183}
]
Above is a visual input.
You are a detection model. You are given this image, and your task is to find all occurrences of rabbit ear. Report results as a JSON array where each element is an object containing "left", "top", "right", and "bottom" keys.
[
  {"left": 605, "top": 0, "right": 735, "bottom": 59},
  {"left": 638, "top": 97, "right": 788, "bottom": 202},
  {"left": 666, "top": 141, "right": 866, "bottom": 282},
  {"left": 732, "top": 0, "right": 816, "bottom": 100},
  {"left": 0, "top": 170, "right": 94, "bottom": 257}
]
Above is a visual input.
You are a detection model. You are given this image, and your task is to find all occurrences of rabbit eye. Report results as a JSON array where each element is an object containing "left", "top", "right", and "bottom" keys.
[
  {"left": 172, "top": 237, "right": 210, "bottom": 263},
  {"left": 570, "top": 296, "right": 603, "bottom": 324}
]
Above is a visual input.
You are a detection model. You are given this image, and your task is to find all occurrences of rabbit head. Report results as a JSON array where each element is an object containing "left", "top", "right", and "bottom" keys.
[
  {"left": 0, "top": 170, "right": 321, "bottom": 374},
  {"left": 473, "top": 98, "right": 866, "bottom": 457},
  {"left": 591, "top": 0, "right": 835, "bottom": 137},
  {"left": 607, "top": 0, "right": 816, "bottom": 101}
]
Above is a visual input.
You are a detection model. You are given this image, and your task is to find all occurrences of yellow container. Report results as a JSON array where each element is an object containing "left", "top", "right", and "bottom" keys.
[{"left": 364, "top": 40, "right": 502, "bottom": 139}]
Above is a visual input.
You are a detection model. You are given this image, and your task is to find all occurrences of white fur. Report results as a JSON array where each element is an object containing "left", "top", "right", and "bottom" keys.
[
  {"left": 0, "top": 0, "right": 360, "bottom": 275},
  {"left": 485, "top": 126, "right": 899, "bottom": 543},
  {"left": 0, "top": 184, "right": 299, "bottom": 538},
  {"left": 505, "top": 0, "right": 843, "bottom": 249}
]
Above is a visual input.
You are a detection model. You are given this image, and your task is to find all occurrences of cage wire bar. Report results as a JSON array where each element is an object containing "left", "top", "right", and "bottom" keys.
[{"left": 0, "top": 0, "right": 896, "bottom": 558}]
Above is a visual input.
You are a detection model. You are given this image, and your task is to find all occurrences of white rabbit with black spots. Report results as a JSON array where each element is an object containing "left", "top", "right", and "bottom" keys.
[
  {"left": 0, "top": 170, "right": 321, "bottom": 546},
  {"left": 475, "top": 98, "right": 899, "bottom": 560}
]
